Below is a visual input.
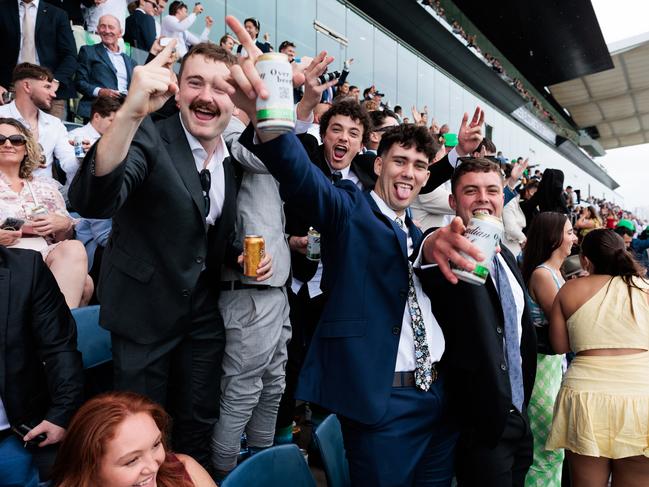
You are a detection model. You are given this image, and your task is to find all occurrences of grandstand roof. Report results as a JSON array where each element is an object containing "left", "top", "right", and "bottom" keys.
[{"left": 549, "top": 33, "right": 649, "bottom": 150}]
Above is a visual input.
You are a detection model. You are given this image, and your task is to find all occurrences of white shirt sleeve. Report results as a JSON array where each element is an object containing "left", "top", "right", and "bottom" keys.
[
  {"left": 162, "top": 13, "right": 196, "bottom": 34},
  {"left": 53, "top": 123, "right": 80, "bottom": 181}
]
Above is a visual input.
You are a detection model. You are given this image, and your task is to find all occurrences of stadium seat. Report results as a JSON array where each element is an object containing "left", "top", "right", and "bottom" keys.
[
  {"left": 64, "top": 122, "right": 84, "bottom": 132},
  {"left": 71, "top": 305, "right": 112, "bottom": 369},
  {"left": 221, "top": 444, "right": 316, "bottom": 487},
  {"left": 314, "top": 414, "right": 351, "bottom": 487}
]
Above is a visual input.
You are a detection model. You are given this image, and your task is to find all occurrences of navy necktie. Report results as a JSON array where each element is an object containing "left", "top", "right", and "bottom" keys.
[
  {"left": 493, "top": 256, "right": 524, "bottom": 411},
  {"left": 331, "top": 171, "right": 343, "bottom": 183}
]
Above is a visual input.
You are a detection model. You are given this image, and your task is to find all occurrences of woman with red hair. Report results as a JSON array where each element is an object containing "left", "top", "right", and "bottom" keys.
[{"left": 51, "top": 392, "right": 216, "bottom": 487}]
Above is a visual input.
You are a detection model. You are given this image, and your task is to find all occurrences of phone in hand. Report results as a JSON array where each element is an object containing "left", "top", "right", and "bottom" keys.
[
  {"left": 12, "top": 424, "right": 47, "bottom": 447},
  {"left": 1, "top": 217, "right": 25, "bottom": 231}
]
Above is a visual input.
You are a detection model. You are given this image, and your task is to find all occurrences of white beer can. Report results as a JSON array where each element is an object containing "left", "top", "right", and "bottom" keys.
[
  {"left": 450, "top": 212, "right": 503, "bottom": 285},
  {"left": 255, "top": 53, "right": 295, "bottom": 134}
]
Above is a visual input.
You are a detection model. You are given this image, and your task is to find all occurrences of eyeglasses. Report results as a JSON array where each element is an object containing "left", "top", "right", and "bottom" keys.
[
  {"left": 199, "top": 168, "right": 211, "bottom": 217},
  {"left": 0, "top": 134, "right": 27, "bottom": 146}
]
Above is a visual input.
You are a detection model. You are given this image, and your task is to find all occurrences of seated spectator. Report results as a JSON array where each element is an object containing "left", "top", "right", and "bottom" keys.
[
  {"left": 0, "top": 0, "right": 77, "bottom": 120},
  {"left": 0, "top": 117, "right": 92, "bottom": 308},
  {"left": 219, "top": 33, "right": 236, "bottom": 52},
  {"left": 0, "top": 244, "right": 83, "bottom": 485},
  {"left": 76, "top": 15, "right": 137, "bottom": 120},
  {"left": 366, "top": 109, "right": 399, "bottom": 155},
  {"left": 0, "top": 64, "right": 78, "bottom": 183},
  {"left": 574, "top": 205, "right": 602, "bottom": 240},
  {"left": 51, "top": 392, "right": 217, "bottom": 487},
  {"left": 615, "top": 219, "right": 649, "bottom": 270},
  {"left": 124, "top": 0, "right": 157, "bottom": 52},
  {"left": 68, "top": 96, "right": 122, "bottom": 153},
  {"left": 161, "top": 1, "right": 212, "bottom": 58},
  {"left": 501, "top": 164, "right": 528, "bottom": 256},
  {"left": 236, "top": 17, "right": 272, "bottom": 56}
]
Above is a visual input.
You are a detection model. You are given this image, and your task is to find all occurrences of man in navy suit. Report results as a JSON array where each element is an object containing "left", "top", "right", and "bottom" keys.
[
  {"left": 0, "top": 0, "right": 77, "bottom": 117},
  {"left": 124, "top": 0, "right": 157, "bottom": 52},
  {"left": 226, "top": 17, "right": 486, "bottom": 485},
  {"left": 76, "top": 14, "right": 137, "bottom": 119}
]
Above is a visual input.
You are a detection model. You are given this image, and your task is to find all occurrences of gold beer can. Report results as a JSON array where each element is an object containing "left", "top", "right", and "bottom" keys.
[{"left": 243, "top": 235, "right": 265, "bottom": 277}]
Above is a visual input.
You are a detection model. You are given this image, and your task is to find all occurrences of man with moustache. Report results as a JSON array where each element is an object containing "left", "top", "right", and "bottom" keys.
[
  {"left": 69, "top": 42, "right": 271, "bottom": 467},
  {"left": 224, "top": 16, "right": 485, "bottom": 485},
  {"left": 418, "top": 159, "right": 537, "bottom": 486}
]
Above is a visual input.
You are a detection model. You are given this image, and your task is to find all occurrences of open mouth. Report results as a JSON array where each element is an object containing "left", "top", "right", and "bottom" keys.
[
  {"left": 133, "top": 475, "right": 154, "bottom": 486},
  {"left": 394, "top": 182, "right": 413, "bottom": 200},
  {"left": 332, "top": 144, "right": 348, "bottom": 161},
  {"left": 472, "top": 208, "right": 493, "bottom": 215},
  {"left": 190, "top": 102, "right": 220, "bottom": 122}
]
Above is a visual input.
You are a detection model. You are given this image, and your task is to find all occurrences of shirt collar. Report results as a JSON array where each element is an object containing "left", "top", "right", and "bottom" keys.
[
  {"left": 325, "top": 159, "right": 351, "bottom": 180},
  {"left": 370, "top": 190, "right": 404, "bottom": 222},
  {"left": 5, "top": 101, "right": 51, "bottom": 129},
  {"left": 178, "top": 113, "right": 229, "bottom": 169},
  {"left": 19, "top": 0, "right": 39, "bottom": 9},
  {"left": 85, "top": 122, "right": 101, "bottom": 139},
  {"left": 103, "top": 43, "right": 123, "bottom": 55}
]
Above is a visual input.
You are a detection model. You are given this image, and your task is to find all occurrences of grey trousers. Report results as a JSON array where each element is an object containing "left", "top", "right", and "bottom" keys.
[{"left": 211, "top": 286, "right": 291, "bottom": 471}]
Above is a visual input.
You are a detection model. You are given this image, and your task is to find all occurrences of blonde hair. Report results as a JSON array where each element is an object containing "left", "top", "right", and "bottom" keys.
[{"left": 0, "top": 117, "right": 42, "bottom": 179}]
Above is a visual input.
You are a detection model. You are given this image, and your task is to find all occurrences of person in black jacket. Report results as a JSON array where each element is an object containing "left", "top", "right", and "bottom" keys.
[
  {"left": 0, "top": 246, "right": 83, "bottom": 485},
  {"left": 124, "top": 0, "right": 157, "bottom": 52},
  {"left": 0, "top": 0, "right": 78, "bottom": 118}
]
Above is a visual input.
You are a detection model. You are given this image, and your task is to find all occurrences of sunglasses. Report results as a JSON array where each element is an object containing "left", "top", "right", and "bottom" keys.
[
  {"left": 0, "top": 134, "right": 27, "bottom": 146},
  {"left": 199, "top": 168, "right": 211, "bottom": 217}
]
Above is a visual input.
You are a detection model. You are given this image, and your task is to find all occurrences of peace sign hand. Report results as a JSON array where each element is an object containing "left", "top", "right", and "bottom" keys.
[{"left": 456, "top": 106, "right": 485, "bottom": 156}]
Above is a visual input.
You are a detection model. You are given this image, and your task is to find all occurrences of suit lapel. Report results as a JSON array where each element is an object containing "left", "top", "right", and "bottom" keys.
[
  {"left": 0, "top": 265, "right": 9, "bottom": 398},
  {"left": 124, "top": 54, "right": 135, "bottom": 83},
  {"left": 364, "top": 192, "right": 408, "bottom": 260},
  {"left": 159, "top": 115, "right": 207, "bottom": 228},
  {"left": 95, "top": 44, "right": 118, "bottom": 78}
]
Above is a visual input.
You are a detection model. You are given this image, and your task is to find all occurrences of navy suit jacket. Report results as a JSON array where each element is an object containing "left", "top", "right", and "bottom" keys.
[
  {"left": 75, "top": 43, "right": 137, "bottom": 118},
  {"left": 124, "top": 10, "right": 156, "bottom": 52},
  {"left": 241, "top": 125, "right": 431, "bottom": 425},
  {"left": 0, "top": 0, "right": 77, "bottom": 99}
]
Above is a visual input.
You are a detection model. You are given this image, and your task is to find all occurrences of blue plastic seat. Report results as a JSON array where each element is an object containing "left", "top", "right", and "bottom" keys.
[
  {"left": 71, "top": 305, "right": 112, "bottom": 369},
  {"left": 221, "top": 444, "right": 316, "bottom": 487},
  {"left": 314, "top": 414, "right": 351, "bottom": 487}
]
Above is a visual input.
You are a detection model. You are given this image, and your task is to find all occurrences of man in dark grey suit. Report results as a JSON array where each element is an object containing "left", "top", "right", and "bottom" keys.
[
  {"left": 75, "top": 14, "right": 137, "bottom": 119},
  {"left": 69, "top": 42, "right": 271, "bottom": 468}
]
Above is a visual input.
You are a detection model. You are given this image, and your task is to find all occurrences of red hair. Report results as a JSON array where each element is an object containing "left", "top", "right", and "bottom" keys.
[{"left": 51, "top": 392, "right": 194, "bottom": 487}]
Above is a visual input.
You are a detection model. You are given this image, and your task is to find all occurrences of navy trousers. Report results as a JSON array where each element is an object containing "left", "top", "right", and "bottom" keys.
[
  {"left": 0, "top": 435, "right": 39, "bottom": 487},
  {"left": 340, "top": 376, "right": 458, "bottom": 487}
]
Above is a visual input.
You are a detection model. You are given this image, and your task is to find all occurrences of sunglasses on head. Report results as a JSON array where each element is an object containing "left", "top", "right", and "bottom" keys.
[{"left": 0, "top": 134, "right": 27, "bottom": 146}]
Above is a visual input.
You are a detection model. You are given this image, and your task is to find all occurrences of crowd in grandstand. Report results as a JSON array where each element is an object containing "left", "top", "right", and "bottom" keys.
[{"left": 0, "top": 2, "right": 648, "bottom": 487}]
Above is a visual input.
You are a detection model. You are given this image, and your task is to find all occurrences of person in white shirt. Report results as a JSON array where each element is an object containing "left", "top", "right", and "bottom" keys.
[
  {"left": 161, "top": 1, "right": 212, "bottom": 58},
  {"left": 82, "top": 0, "right": 128, "bottom": 33},
  {"left": 0, "top": 63, "right": 78, "bottom": 183},
  {"left": 68, "top": 95, "right": 121, "bottom": 155}
]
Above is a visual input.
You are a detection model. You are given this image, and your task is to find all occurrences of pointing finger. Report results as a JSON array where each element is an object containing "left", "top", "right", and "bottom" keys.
[
  {"left": 226, "top": 15, "right": 260, "bottom": 59},
  {"left": 147, "top": 39, "right": 177, "bottom": 68}
]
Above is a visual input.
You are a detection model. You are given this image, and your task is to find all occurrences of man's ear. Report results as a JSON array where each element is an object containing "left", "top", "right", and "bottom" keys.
[
  {"left": 449, "top": 192, "right": 457, "bottom": 212},
  {"left": 374, "top": 155, "right": 383, "bottom": 177}
]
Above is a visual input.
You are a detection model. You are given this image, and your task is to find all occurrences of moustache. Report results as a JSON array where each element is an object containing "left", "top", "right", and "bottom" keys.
[{"left": 189, "top": 101, "right": 220, "bottom": 116}]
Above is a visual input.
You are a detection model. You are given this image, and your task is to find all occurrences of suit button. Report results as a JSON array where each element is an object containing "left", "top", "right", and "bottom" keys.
[
  {"left": 500, "top": 363, "right": 507, "bottom": 371},
  {"left": 195, "top": 256, "right": 204, "bottom": 264},
  {"left": 496, "top": 326, "right": 503, "bottom": 334},
  {"left": 399, "top": 289, "right": 407, "bottom": 298},
  {"left": 182, "top": 289, "right": 191, "bottom": 297},
  {"left": 392, "top": 326, "right": 401, "bottom": 335}
]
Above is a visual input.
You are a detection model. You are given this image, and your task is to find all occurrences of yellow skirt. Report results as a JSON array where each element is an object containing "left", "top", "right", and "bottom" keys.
[{"left": 546, "top": 351, "right": 649, "bottom": 459}]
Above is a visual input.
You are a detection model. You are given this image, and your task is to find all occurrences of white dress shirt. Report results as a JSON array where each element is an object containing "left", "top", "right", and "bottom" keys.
[
  {"left": 92, "top": 45, "right": 129, "bottom": 96},
  {"left": 369, "top": 191, "right": 446, "bottom": 371},
  {"left": 179, "top": 114, "right": 227, "bottom": 225},
  {"left": 0, "top": 102, "right": 79, "bottom": 182},
  {"left": 17, "top": 0, "right": 40, "bottom": 65},
  {"left": 0, "top": 397, "right": 9, "bottom": 431},
  {"left": 161, "top": 14, "right": 210, "bottom": 58},
  {"left": 68, "top": 122, "right": 101, "bottom": 148}
]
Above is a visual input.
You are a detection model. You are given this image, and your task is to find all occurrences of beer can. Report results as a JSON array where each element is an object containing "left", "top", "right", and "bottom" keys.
[
  {"left": 243, "top": 235, "right": 265, "bottom": 277},
  {"left": 255, "top": 53, "right": 295, "bottom": 134},
  {"left": 74, "top": 136, "right": 84, "bottom": 158},
  {"left": 450, "top": 213, "right": 503, "bottom": 285},
  {"left": 306, "top": 227, "right": 321, "bottom": 261}
]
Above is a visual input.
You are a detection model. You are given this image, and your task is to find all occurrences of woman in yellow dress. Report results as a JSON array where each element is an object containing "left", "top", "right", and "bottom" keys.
[{"left": 547, "top": 228, "right": 649, "bottom": 486}]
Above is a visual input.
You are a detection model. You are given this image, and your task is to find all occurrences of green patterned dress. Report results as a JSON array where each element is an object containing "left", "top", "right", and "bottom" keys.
[{"left": 524, "top": 265, "right": 564, "bottom": 487}]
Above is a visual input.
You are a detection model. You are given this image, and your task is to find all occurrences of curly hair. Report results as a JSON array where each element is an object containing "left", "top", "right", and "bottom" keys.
[
  {"left": 319, "top": 99, "right": 371, "bottom": 145},
  {"left": 0, "top": 117, "right": 42, "bottom": 180},
  {"left": 377, "top": 123, "right": 436, "bottom": 161}
]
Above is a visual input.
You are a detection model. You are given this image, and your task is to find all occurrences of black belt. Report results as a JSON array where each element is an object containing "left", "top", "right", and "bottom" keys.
[
  {"left": 393, "top": 364, "right": 439, "bottom": 388},
  {"left": 220, "top": 281, "right": 272, "bottom": 291},
  {"left": 0, "top": 428, "right": 12, "bottom": 443}
]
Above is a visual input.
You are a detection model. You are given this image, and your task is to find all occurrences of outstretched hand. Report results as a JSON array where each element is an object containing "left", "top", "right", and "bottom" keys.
[
  {"left": 121, "top": 40, "right": 179, "bottom": 121},
  {"left": 296, "top": 51, "right": 338, "bottom": 121},
  {"left": 457, "top": 106, "right": 485, "bottom": 156}
]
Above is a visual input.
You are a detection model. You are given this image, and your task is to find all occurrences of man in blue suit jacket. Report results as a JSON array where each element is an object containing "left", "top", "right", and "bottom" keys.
[
  {"left": 228, "top": 22, "right": 485, "bottom": 484},
  {"left": 123, "top": 0, "right": 157, "bottom": 52},
  {"left": 75, "top": 14, "right": 137, "bottom": 119}
]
